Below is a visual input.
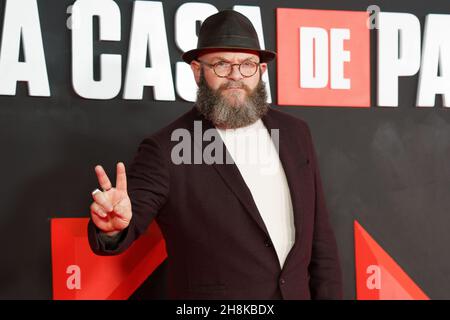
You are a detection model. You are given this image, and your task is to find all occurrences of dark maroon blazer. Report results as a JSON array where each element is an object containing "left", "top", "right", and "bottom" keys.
[{"left": 88, "top": 106, "right": 343, "bottom": 299}]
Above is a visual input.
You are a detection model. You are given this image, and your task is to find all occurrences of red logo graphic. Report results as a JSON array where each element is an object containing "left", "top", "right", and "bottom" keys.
[
  {"left": 51, "top": 218, "right": 166, "bottom": 300},
  {"left": 277, "top": 8, "right": 371, "bottom": 107},
  {"left": 354, "top": 220, "right": 429, "bottom": 300}
]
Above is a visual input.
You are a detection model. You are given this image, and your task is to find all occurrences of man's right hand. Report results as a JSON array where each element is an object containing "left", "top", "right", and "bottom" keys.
[{"left": 90, "top": 162, "right": 132, "bottom": 236}]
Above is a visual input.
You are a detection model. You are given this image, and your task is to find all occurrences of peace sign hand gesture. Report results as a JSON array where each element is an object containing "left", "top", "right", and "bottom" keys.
[{"left": 90, "top": 162, "right": 132, "bottom": 236}]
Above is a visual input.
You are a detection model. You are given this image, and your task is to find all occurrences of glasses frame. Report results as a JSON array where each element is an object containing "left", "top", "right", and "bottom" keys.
[{"left": 196, "top": 59, "right": 260, "bottom": 78}]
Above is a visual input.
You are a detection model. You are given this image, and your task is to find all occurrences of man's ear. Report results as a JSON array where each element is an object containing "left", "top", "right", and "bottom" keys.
[
  {"left": 190, "top": 60, "right": 201, "bottom": 84},
  {"left": 259, "top": 63, "right": 268, "bottom": 75}
]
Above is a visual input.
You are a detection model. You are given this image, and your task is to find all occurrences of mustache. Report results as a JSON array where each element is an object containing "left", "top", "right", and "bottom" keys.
[{"left": 217, "top": 81, "right": 252, "bottom": 93}]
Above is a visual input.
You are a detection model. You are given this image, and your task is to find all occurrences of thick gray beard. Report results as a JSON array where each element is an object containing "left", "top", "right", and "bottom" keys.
[{"left": 195, "top": 69, "right": 270, "bottom": 129}]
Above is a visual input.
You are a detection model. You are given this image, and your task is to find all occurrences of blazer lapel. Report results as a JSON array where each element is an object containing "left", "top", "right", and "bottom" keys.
[{"left": 212, "top": 155, "right": 272, "bottom": 237}]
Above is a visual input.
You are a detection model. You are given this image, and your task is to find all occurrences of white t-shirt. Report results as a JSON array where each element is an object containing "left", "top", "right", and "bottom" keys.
[{"left": 216, "top": 119, "right": 295, "bottom": 268}]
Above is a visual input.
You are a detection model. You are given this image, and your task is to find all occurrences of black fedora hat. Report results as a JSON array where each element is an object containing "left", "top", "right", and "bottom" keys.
[{"left": 182, "top": 10, "right": 276, "bottom": 64}]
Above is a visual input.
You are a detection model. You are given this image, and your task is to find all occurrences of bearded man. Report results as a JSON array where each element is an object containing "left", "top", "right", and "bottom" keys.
[{"left": 87, "top": 10, "right": 343, "bottom": 300}]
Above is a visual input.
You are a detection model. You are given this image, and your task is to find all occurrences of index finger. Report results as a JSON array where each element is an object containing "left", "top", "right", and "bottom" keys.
[
  {"left": 116, "top": 162, "right": 127, "bottom": 192},
  {"left": 94, "top": 165, "right": 112, "bottom": 191}
]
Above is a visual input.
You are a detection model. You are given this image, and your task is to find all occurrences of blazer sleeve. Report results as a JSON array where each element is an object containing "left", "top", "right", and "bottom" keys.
[
  {"left": 88, "top": 136, "right": 170, "bottom": 256},
  {"left": 306, "top": 126, "right": 344, "bottom": 299}
]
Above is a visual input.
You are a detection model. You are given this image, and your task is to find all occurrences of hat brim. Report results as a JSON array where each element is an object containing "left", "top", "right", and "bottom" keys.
[{"left": 182, "top": 47, "right": 276, "bottom": 64}]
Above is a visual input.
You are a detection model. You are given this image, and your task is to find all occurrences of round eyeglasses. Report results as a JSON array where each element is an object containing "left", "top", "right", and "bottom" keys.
[{"left": 196, "top": 60, "right": 260, "bottom": 78}]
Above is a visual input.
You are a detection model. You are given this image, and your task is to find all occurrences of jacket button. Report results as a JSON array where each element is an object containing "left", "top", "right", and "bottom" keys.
[{"left": 280, "top": 278, "right": 286, "bottom": 285}]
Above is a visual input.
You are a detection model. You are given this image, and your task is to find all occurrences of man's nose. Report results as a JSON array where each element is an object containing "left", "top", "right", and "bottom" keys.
[{"left": 227, "top": 64, "right": 244, "bottom": 81}]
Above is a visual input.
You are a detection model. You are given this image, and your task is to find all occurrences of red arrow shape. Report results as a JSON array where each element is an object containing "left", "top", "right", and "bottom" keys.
[
  {"left": 354, "top": 220, "right": 429, "bottom": 300},
  {"left": 51, "top": 218, "right": 167, "bottom": 300}
]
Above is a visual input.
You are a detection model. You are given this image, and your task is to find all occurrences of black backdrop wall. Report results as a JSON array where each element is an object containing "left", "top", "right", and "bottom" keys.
[{"left": 1, "top": 0, "right": 450, "bottom": 299}]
